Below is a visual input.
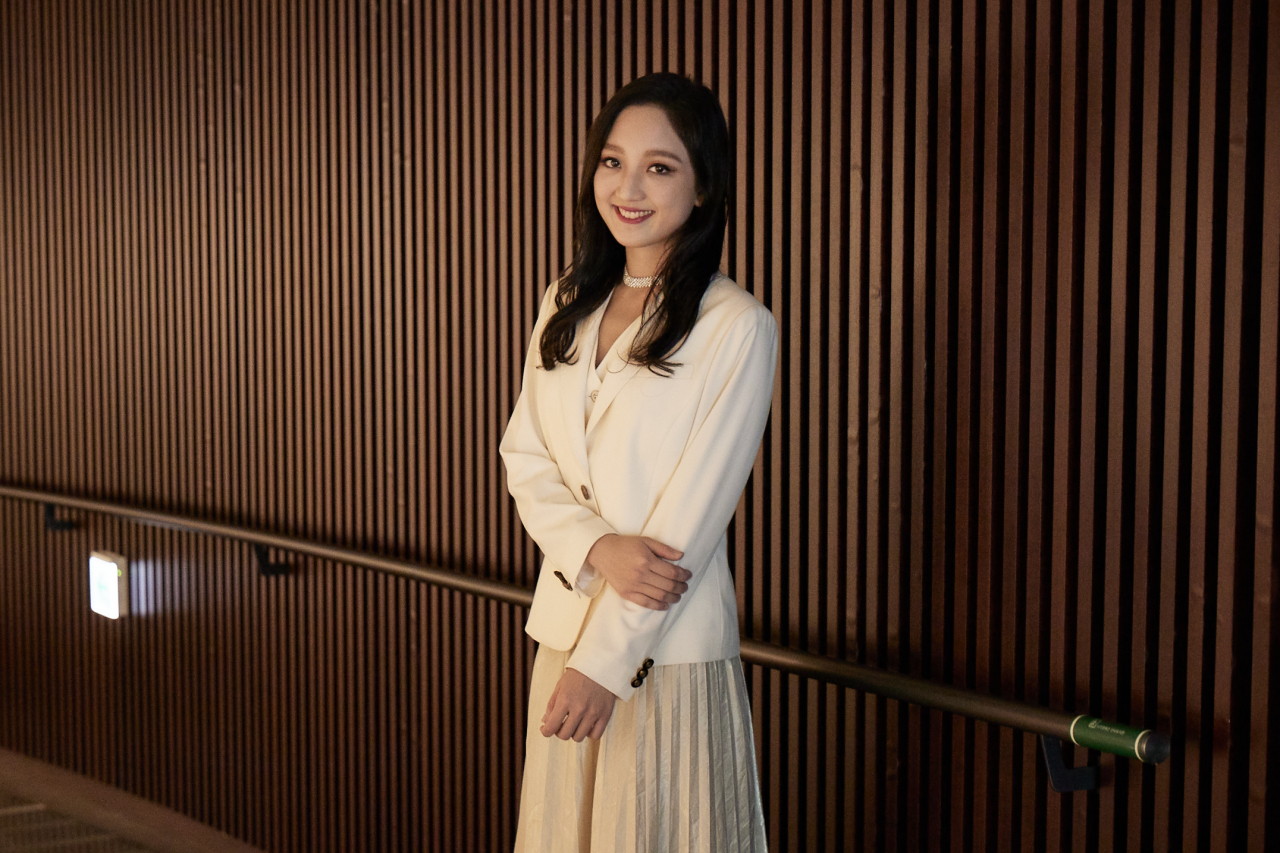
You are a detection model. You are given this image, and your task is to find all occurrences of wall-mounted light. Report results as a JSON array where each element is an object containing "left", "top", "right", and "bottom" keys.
[{"left": 89, "top": 551, "right": 129, "bottom": 619}]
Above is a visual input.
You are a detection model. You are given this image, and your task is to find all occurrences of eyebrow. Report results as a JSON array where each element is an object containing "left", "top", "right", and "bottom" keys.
[{"left": 601, "top": 143, "right": 686, "bottom": 163}]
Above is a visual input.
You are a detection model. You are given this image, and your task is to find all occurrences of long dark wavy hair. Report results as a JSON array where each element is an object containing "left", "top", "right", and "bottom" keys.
[{"left": 538, "top": 72, "right": 731, "bottom": 375}]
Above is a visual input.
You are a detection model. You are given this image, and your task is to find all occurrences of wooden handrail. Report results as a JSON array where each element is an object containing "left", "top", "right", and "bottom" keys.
[{"left": 0, "top": 482, "right": 1171, "bottom": 785}]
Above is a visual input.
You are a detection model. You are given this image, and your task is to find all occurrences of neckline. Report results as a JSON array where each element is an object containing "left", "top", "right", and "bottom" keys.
[{"left": 592, "top": 289, "right": 645, "bottom": 371}]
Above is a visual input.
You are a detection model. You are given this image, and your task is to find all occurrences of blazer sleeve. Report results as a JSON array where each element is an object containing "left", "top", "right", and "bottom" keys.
[
  {"left": 566, "top": 302, "right": 779, "bottom": 698},
  {"left": 499, "top": 283, "right": 617, "bottom": 592}
]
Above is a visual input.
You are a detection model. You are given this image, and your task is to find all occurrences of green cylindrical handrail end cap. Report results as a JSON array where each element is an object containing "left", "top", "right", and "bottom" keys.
[{"left": 1070, "top": 715, "right": 1170, "bottom": 764}]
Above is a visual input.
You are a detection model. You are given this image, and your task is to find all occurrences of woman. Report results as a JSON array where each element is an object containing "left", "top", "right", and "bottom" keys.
[{"left": 500, "top": 72, "right": 775, "bottom": 852}]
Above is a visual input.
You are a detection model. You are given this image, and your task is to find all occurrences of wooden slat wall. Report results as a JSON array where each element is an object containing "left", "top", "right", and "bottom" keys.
[{"left": 0, "top": 1, "right": 1276, "bottom": 851}]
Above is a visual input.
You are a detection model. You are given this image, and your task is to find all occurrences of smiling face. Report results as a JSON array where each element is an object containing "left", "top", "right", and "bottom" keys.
[{"left": 593, "top": 104, "right": 702, "bottom": 276}]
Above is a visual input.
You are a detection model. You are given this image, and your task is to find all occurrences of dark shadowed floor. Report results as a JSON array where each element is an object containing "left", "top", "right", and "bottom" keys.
[{"left": 0, "top": 750, "right": 263, "bottom": 853}]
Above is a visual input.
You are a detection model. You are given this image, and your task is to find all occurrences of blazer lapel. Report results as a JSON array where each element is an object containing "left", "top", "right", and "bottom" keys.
[
  {"left": 554, "top": 342, "right": 593, "bottom": 481},
  {"left": 585, "top": 298, "right": 653, "bottom": 437},
  {"left": 551, "top": 298, "right": 615, "bottom": 484}
]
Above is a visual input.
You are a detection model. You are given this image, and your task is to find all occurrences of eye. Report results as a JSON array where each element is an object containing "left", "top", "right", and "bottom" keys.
[
  {"left": 599, "top": 157, "right": 620, "bottom": 168},
  {"left": 649, "top": 163, "right": 673, "bottom": 174}
]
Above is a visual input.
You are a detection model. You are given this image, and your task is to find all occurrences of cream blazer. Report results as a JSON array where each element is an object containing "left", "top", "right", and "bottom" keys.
[{"left": 499, "top": 273, "right": 778, "bottom": 700}]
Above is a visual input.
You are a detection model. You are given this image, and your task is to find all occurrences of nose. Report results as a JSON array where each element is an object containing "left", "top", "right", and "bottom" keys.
[{"left": 617, "top": 164, "right": 645, "bottom": 201}]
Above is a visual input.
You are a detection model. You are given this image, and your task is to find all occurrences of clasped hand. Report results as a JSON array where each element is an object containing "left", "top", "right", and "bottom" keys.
[
  {"left": 585, "top": 533, "right": 692, "bottom": 610},
  {"left": 541, "top": 667, "right": 616, "bottom": 741}
]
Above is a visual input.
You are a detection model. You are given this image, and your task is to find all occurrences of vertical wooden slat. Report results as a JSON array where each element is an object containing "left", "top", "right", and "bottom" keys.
[
  {"left": 831, "top": 9, "right": 854, "bottom": 851},
  {"left": 1120, "top": 0, "right": 1152, "bottom": 847},
  {"left": 1249, "top": 8, "right": 1280, "bottom": 852},
  {"left": 927, "top": 0, "right": 952, "bottom": 847},
  {"left": 884, "top": 4, "right": 907, "bottom": 846},
  {"left": 0, "top": 2, "right": 14, "bottom": 486},
  {"left": 1150, "top": 0, "right": 1188, "bottom": 841},
  {"left": 1184, "top": 1, "right": 1222, "bottom": 848},
  {"left": 1212, "top": 4, "right": 1255, "bottom": 851}
]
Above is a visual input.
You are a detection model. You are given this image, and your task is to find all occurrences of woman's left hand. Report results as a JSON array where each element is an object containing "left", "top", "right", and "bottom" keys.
[{"left": 540, "top": 668, "right": 616, "bottom": 741}]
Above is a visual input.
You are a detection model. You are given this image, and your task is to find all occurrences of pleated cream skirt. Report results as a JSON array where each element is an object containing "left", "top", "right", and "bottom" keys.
[{"left": 513, "top": 645, "right": 767, "bottom": 853}]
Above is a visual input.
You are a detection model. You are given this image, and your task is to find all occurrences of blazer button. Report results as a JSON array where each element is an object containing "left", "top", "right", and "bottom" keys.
[
  {"left": 580, "top": 485, "right": 591, "bottom": 500},
  {"left": 643, "top": 658, "right": 654, "bottom": 669},
  {"left": 631, "top": 677, "right": 643, "bottom": 689},
  {"left": 553, "top": 570, "right": 573, "bottom": 590}
]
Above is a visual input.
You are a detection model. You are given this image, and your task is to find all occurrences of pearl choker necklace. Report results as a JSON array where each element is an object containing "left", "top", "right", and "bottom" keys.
[{"left": 622, "top": 266, "right": 655, "bottom": 289}]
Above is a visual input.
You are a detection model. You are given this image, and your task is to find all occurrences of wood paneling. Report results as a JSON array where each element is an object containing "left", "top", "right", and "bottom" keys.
[{"left": 1, "top": 1, "right": 1276, "bottom": 851}]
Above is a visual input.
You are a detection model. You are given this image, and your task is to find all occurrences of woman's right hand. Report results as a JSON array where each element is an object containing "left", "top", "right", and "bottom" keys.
[{"left": 585, "top": 534, "right": 692, "bottom": 610}]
